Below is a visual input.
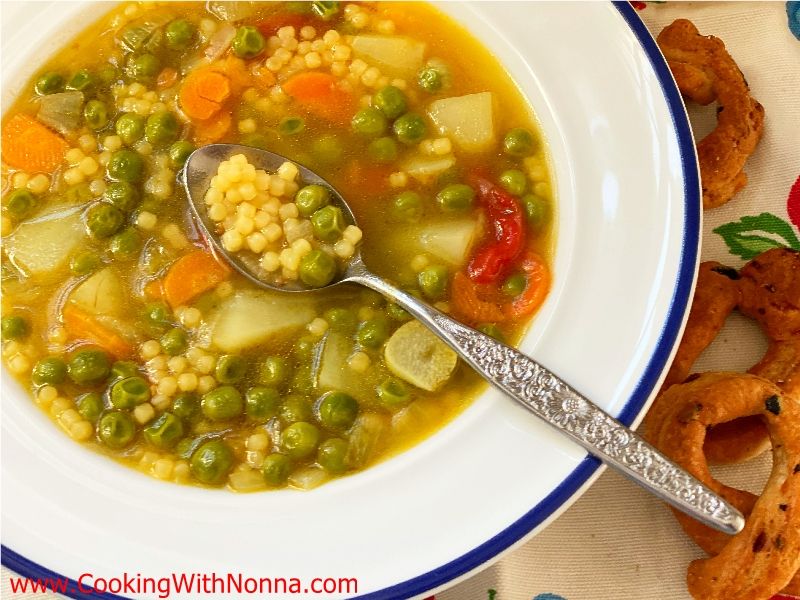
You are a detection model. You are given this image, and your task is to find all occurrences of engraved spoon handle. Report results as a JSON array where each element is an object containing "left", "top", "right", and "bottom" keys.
[{"left": 345, "top": 261, "right": 745, "bottom": 535}]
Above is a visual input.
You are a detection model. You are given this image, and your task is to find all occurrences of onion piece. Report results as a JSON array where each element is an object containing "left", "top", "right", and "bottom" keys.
[
  {"left": 36, "top": 91, "right": 84, "bottom": 134},
  {"left": 181, "top": 22, "right": 236, "bottom": 73},
  {"left": 206, "top": 1, "right": 255, "bottom": 22}
]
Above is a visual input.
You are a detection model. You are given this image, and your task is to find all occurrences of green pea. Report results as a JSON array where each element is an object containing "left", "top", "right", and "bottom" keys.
[
  {"left": 107, "top": 149, "right": 144, "bottom": 182},
  {"left": 97, "top": 410, "right": 136, "bottom": 448},
  {"left": 367, "top": 136, "right": 398, "bottom": 163},
  {"left": 310, "top": 205, "right": 345, "bottom": 242},
  {"left": 84, "top": 202, "right": 124, "bottom": 238},
  {"left": 126, "top": 53, "right": 160, "bottom": 81},
  {"left": 376, "top": 377, "right": 410, "bottom": 407},
  {"left": 115, "top": 114, "right": 145, "bottom": 146},
  {"left": 502, "top": 273, "right": 527, "bottom": 297},
  {"left": 168, "top": 140, "right": 195, "bottom": 168},
  {"left": 245, "top": 387, "right": 281, "bottom": 421},
  {"left": 143, "top": 302, "right": 172, "bottom": 332},
  {"left": 191, "top": 439, "right": 234, "bottom": 484},
  {"left": 436, "top": 183, "right": 475, "bottom": 212},
  {"left": 232, "top": 25, "right": 266, "bottom": 58},
  {"left": 67, "top": 251, "right": 99, "bottom": 277},
  {"left": 295, "top": 184, "right": 330, "bottom": 217},
  {"left": 4, "top": 189, "right": 37, "bottom": 220},
  {"left": 390, "top": 191, "right": 423, "bottom": 222},
  {"left": 98, "top": 65, "right": 119, "bottom": 85},
  {"left": 373, "top": 85, "right": 407, "bottom": 119},
  {"left": 311, "top": 0, "right": 339, "bottom": 19},
  {"left": 351, "top": 107, "right": 387, "bottom": 137},
  {"left": 317, "top": 437, "right": 348, "bottom": 473},
  {"left": 499, "top": 169, "right": 527, "bottom": 196},
  {"left": 32, "top": 357, "right": 68, "bottom": 386},
  {"left": 323, "top": 308, "right": 356, "bottom": 331},
  {"left": 317, "top": 391, "right": 358, "bottom": 430},
  {"left": 201, "top": 386, "right": 244, "bottom": 421},
  {"left": 477, "top": 323, "right": 504, "bottom": 342},
  {"left": 280, "top": 394, "right": 313, "bottom": 424},
  {"left": 66, "top": 69, "right": 95, "bottom": 93},
  {"left": 215, "top": 354, "right": 247, "bottom": 384},
  {"left": 110, "top": 376, "right": 151, "bottom": 409},
  {"left": 279, "top": 116, "right": 305, "bottom": 136},
  {"left": 393, "top": 113, "right": 426, "bottom": 144},
  {"left": 68, "top": 349, "right": 110, "bottom": 385},
  {"left": 165, "top": 19, "right": 196, "bottom": 50},
  {"left": 1, "top": 315, "right": 29, "bottom": 341},
  {"left": 503, "top": 127, "right": 536, "bottom": 157},
  {"left": 293, "top": 336, "right": 317, "bottom": 362},
  {"left": 299, "top": 249, "right": 337, "bottom": 288},
  {"left": 417, "top": 66, "right": 443, "bottom": 93},
  {"left": 76, "top": 392, "right": 104, "bottom": 422},
  {"left": 521, "top": 194, "right": 549, "bottom": 229},
  {"left": 84, "top": 100, "right": 109, "bottom": 130},
  {"left": 356, "top": 317, "right": 389, "bottom": 348},
  {"left": 111, "top": 360, "right": 140, "bottom": 380},
  {"left": 418, "top": 265, "right": 449, "bottom": 300},
  {"left": 257, "top": 356, "right": 292, "bottom": 387},
  {"left": 240, "top": 132, "right": 271, "bottom": 149},
  {"left": 387, "top": 302, "right": 411, "bottom": 321},
  {"left": 281, "top": 421, "right": 320, "bottom": 459},
  {"left": 103, "top": 181, "right": 140, "bottom": 212},
  {"left": 145, "top": 111, "right": 179, "bottom": 146},
  {"left": 144, "top": 412, "right": 184, "bottom": 449},
  {"left": 262, "top": 453, "right": 292, "bottom": 486},
  {"left": 35, "top": 72, "right": 64, "bottom": 95},
  {"left": 291, "top": 364, "right": 314, "bottom": 395},
  {"left": 160, "top": 327, "right": 187, "bottom": 356},
  {"left": 172, "top": 392, "right": 199, "bottom": 420},
  {"left": 109, "top": 227, "right": 141, "bottom": 260},
  {"left": 312, "top": 134, "right": 344, "bottom": 164}
]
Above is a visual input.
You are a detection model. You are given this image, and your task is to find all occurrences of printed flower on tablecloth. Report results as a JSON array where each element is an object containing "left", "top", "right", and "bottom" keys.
[{"left": 714, "top": 175, "right": 800, "bottom": 260}]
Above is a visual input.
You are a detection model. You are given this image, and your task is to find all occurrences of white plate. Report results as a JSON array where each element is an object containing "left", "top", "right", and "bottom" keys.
[{"left": 1, "top": 2, "right": 699, "bottom": 598}]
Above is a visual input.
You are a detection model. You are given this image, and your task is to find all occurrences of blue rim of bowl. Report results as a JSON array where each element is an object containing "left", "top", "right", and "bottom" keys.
[{"left": 1, "top": 2, "right": 700, "bottom": 598}]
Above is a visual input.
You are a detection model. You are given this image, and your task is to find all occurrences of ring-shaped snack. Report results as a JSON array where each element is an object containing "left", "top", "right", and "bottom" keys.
[
  {"left": 647, "top": 372, "right": 800, "bottom": 599},
  {"left": 657, "top": 19, "right": 765, "bottom": 209}
]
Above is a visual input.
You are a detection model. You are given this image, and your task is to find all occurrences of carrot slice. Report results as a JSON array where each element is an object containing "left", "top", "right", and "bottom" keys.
[
  {"left": 2, "top": 113, "right": 68, "bottom": 172},
  {"left": 62, "top": 304, "right": 133, "bottom": 359},
  {"left": 282, "top": 71, "right": 355, "bottom": 123},
  {"left": 194, "top": 111, "right": 232, "bottom": 144},
  {"left": 143, "top": 278, "right": 164, "bottom": 299},
  {"left": 157, "top": 67, "right": 178, "bottom": 89},
  {"left": 162, "top": 249, "right": 230, "bottom": 308},
  {"left": 451, "top": 272, "right": 507, "bottom": 323},
  {"left": 179, "top": 69, "right": 232, "bottom": 120}
]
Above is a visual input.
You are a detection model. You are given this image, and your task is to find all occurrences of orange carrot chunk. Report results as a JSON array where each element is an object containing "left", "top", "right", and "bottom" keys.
[
  {"left": 194, "top": 111, "right": 232, "bottom": 144},
  {"left": 179, "top": 69, "right": 231, "bottom": 120},
  {"left": 162, "top": 249, "right": 230, "bottom": 308},
  {"left": 62, "top": 304, "right": 134, "bottom": 359},
  {"left": 2, "top": 113, "right": 68, "bottom": 172},
  {"left": 282, "top": 71, "right": 355, "bottom": 123}
]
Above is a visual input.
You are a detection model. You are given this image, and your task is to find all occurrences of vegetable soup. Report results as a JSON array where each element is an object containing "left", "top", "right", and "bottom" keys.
[{"left": 1, "top": 1, "right": 554, "bottom": 491}]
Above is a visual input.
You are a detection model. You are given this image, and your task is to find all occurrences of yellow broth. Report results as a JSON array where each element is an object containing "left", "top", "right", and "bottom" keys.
[{"left": 1, "top": 1, "right": 554, "bottom": 491}]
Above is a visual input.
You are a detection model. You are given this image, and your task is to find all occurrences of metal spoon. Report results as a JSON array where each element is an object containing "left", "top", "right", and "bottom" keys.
[{"left": 183, "top": 143, "right": 744, "bottom": 534}]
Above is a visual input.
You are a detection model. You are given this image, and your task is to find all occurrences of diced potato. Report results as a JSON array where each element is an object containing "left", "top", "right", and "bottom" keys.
[
  {"left": 419, "top": 219, "right": 481, "bottom": 266},
  {"left": 316, "top": 331, "right": 376, "bottom": 403},
  {"left": 384, "top": 321, "right": 457, "bottom": 391},
  {"left": 402, "top": 154, "right": 455, "bottom": 183},
  {"left": 428, "top": 92, "right": 495, "bottom": 152},
  {"left": 351, "top": 35, "right": 426, "bottom": 78},
  {"left": 288, "top": 466, "right": 331, "bottom": 490},
  {"left": 5, "top": 211, "right": 84, "bottom": 277},
  {"left": 345, "top": 413, "right": 388, "bottom": 468},
  {"left": 207, "top": 291, "right": 316, "bottom": 352},
  {"left": 69, "top": 268, "right": 125, "bottom": 317}
]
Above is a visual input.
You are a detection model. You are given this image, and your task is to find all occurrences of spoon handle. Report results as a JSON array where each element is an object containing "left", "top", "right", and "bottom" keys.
[{"left": 347, "top": 265, "right": 744, "bottom": 535}]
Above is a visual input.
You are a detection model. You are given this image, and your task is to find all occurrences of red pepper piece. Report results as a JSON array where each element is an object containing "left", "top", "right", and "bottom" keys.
[{"left": 467, "top": 177, "right": 526, "bottom": 284}]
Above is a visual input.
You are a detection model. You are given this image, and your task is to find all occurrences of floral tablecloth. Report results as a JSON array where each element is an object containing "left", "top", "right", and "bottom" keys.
[{"left": 2, "top": 2, "right": 799, "bottom": 599}]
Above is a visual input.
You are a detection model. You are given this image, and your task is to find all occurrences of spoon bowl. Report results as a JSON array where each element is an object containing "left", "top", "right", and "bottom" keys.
[{"left": 182, "top": 143, "right": 745, "bottom": 535}]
